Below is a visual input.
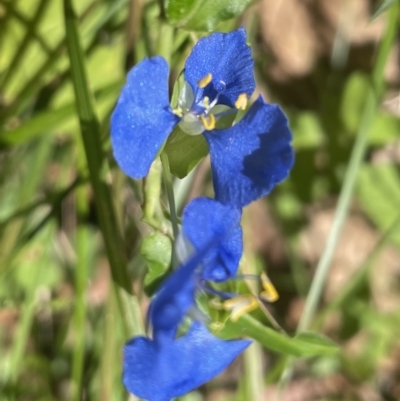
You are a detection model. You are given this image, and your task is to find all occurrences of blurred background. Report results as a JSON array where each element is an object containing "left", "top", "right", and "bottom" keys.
[{"left": 1, "top": 0, "right": 400, "bottom": 400}]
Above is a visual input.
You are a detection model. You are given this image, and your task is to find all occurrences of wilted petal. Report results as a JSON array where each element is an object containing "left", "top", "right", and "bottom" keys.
[
  {"left": 123, "top": 322, "right": 251, "bottom": 401},
  {"left": 204, "top": 96, "right": 294, "bottom": 208},
  {"left": 111, "top": 56, "right": 179, "bottom": 179},
  {"left": 182, "top": 197, "right": 242, "bottom": 282},
  {"left": 184, "top": 28, "right": 255, "bottom": 108}
]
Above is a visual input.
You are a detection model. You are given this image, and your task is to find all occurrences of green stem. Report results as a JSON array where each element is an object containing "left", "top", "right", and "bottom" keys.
[
  {"left": 157, "top": 23, "right": 174, "bottom": 64},
  {"left": 71, "top": 226, "right": 90, "bottom": 401},
  {"left": 160, "top": 152, "right": 179, "bottom": 266},
  {"left": 63, "top": 0, "right": 145, "bottom": 340},
  {"left": 64, "top": 0, "right": 130, "bottom": 293},
  {"left": 314, "top": 211, "right": 400, "bottom": 329},
  {"left": 243, "top": 343, "right": 264, "bottom": 401},
  {"left": 297, "top": 1, "right": 399, "bottom": 334},
  {"left": 277, "top": 3, "right": 399, "bottom": 394}
]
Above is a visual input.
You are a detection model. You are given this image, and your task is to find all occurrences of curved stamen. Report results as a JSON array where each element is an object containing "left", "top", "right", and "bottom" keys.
[
  {"left": 177, "top": 75, "right": 232, "bottom": 134},
  {"left": 260, "top": 272, "right": 279, "bottom": 302},
  {"left": 201, "top": 96, "right": 211, "bottom": 110},
  {"left": 200, "top": 114, "right": 216, "bottom": 130},
  {"left": 208, "top": 80, "right": 226, "bottom": 110},
  {"left": 223, "top": 295, "right": 259, "bottom": 322},
  {"left": 200, "top": 272, "right": 279, "bottom": 322}
]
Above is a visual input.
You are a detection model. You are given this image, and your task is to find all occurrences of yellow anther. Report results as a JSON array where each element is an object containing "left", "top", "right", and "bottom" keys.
[
  {"left": 260, "top": 272, "right": 279, "bottom": 302},
  {"left": 235, "top": 93, "right": 248, "bottom": 110},
  {"left": 198, "top": 73, "right": 213, "bottom": 88},
  {"left": 172, "top": 107, "right": 183, "bottom": 117},
  {"left": 200, "top": 113, "right": 216, "bottom": 130},
  {"left": 203, "top": 96, "right": 210, "bottom": 109},
  {"left": 223, "top": 295, "right": 259, "bottom": 322}
]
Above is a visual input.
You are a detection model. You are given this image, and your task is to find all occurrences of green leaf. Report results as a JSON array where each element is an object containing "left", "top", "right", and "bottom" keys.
[
  {"left": 0, "top": 80, "right": 122, "bottom": 145},
  {"left": 216, "top": 314, "right": 339, "bottom": 357},
  {"left": 368, "top": 113, "right": 400, "bottom": 145},
  {"left": 291, "top": 111, "right": 325, "bottom": 149},
  {"left": 357, "top": 164, "right": 400, "bottom": 247},
  {"left": 340, "top": 73, "right": 370, "bottom": 134},
  {"left": 294, "top": 332, "right": 339, "bottom": 356},
  {"left": 372, "top": 0, "right": 397, "bottom": 19},
  {"left": 141, "top": 232, "right": 172, "bottom": 286},
  {"left": 163, "top": 126, "right": 209, "bottom": 178},
  {"left": 164, "top": 0, "right": 253, "bottom": 31}
]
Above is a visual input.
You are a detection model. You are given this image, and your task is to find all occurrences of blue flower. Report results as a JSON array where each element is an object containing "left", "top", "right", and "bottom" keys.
[
  {"left": 123, "top": 198, "right": 250, "bottom": 401},
  {"left": 111, "top": 28, "right": 294, "bottom": 208},
  {"left": 204, "top": 96, "right": 294, "bottom": 207},
  {"left": 179, "top": 197, "right": 242, "bottom": 282},
  {"left": 124, "top": 322, "right": 250, "bottom": 401}
]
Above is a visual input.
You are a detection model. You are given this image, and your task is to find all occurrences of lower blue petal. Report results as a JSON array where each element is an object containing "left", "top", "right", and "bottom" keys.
[
  {"left": 123, "top": 322, "right": 251, "bottom": 401},
  {"left": 182, "top": 197, "right": 242, "bottom": 282},
  {"left": 111, "top": 56, "right": 179, "bottom": 179},
  {"left": 204, "top": 96, "right": 294, "bottom": 208},
  {"left": 149, "top": 231, "right": 229, "bottom": 341}
]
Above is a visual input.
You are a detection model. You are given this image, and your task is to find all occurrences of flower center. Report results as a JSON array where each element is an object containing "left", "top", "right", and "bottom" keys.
[
  {"left": 205, "top": 272, "right": 279, "bottom": 322},
  {"left": 175, "top": 231, "right": 278, "bottom": 324},
  {"left": 173, "top": 73, "right": 248, "bottom": 136}
]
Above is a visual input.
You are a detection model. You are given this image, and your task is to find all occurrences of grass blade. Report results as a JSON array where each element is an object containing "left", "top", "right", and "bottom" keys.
[
  {"left": 297, "top": 1, "right": 400, "bottom": 333},
  {"left": 0, "top": 0, "right": 51, "bottom": 90},
  {"left": 64, "top": 0, "right": 131, "bottom": 293}
]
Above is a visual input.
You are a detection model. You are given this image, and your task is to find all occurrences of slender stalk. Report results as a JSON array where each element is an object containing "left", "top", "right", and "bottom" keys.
[
  {"left": 243, "top": 339, "right": 264, "bottom": 401},
  {"left": 157, "top": 22, "right": 179, "bottom": 267},
  {"left": 297, "top": 1, "right": 399, "bottom": 334},
  {"left": 157, "top": 23, "right": 174, "bottom": 64},
  {"left": 277, "top": 3, "right": 399, "bottom": 394},
  {"left": 314, "top": 211, "right": 400, "bottom": 329},
  {"left": 71, "top": 227, "right": 90, "bottom": 401},
  {"left": 241, "top": 210, "right": 265, "bottom": 401},
  {"left": 63, "top": 0, "right": 145, "bottom": 341},
  {"left": 160, "top": 151, "right": 180, "bottom": 270},
  {"left": 64, "top": 0, "right": 130, "bottom": 292},
  {"left": 160, "top": 152, "right": 179, "bottom": 241}
]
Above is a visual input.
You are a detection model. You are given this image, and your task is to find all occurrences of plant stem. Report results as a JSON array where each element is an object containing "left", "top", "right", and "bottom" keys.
[
  {"left": 297, "top": 0, "right": 399, "bottom": 334},
  {"left": 278, "top": 2, "right": 399, "bottom": 394},
  {"left": 160, "top": 152, "right": 179, "bottom": 240},
  {"left": 64, "top": 0, "right": 145, "bottom": 340}
]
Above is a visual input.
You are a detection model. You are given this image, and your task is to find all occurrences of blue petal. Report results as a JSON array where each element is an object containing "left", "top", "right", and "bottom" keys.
[
  {"left": 149, "top": 232, "right": 227, "bottom": 341},
  {"left": 123, "top": 322, "right": 251, "bottom": 401},
  {"left": 184, "top": 28, "right": 255, "bottom": 108},
  {"left": 182, "top": 197, "right": 242, "bottom": 282},
  {"left": 204, "top": 96, "right": 294, "bottom": 208},
  {"left": 111, "top": 56, "right": 179, "bottom": 179}
]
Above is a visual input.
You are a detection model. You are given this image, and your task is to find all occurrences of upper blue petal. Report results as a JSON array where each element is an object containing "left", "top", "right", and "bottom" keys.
[
  {"left": 123, "top": 321, "right": 251, "bottom": 401},
  {"left": 182, "top": 197, "right": 242, "bottom": 282},
  {"left": 111, "top": 56, "right": 179, "bottom": 179},
  {"left": 204, "top": 96, "right": 294, "bottom": 208},
  {"left": 184, "top": 28, "right": 255, "bottom": 108}
]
